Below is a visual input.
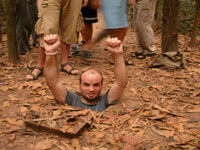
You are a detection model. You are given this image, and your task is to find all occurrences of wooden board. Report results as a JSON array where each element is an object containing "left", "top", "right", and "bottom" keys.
[{"left": 24, "top": 108, "right": 93, "bottom": 137}]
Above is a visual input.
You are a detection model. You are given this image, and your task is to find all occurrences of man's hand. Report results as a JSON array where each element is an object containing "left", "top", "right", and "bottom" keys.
[
  {"left": 82, "top": 0, "right": 89, "bottom": 7},
  {"left": 44, "top": 34, "right": 61, "bottom": 54},
  {"left": 106, "top": 37, "right": 123, "bottom": 54}
]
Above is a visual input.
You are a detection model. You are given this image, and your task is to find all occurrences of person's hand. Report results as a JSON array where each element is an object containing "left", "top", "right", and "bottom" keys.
[
  {"left": 106, "top": 37, "right": 123, "bottom": 54},
  {"left": 90, "top": 0, "right": 100, "bottom": 10},
  {"left": 82, "top": 0, "right": 89, "bottom": 7},
  {"left": 44, "top": 34, "right": 61, "bottom": 54}
]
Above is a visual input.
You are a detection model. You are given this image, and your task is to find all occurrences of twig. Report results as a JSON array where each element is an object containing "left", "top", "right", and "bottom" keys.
[
  {"left": 130, "top": 117, "right": 139, "bottom": 129},
  {"left": 96, "top": 142, "right": 108, "bottom": 149},
  {"left": 25, "top": 116, "right": 62, "bottom": 122},
  {"left": 60, "top": 141, "right": 74, "bottom": 150}
]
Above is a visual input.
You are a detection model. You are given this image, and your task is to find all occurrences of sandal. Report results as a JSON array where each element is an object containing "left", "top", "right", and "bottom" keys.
[
  {"left": 61, "top": 63, "right": 79, "bottom": 75},
  {"left": 110, "top": 60, "right": 133, "bottom": 65},
  {"left": 80, "top": 50, "right": 94, "bottom": 60},
  {"left": 68, "top": 49, "right": 80, "bottom": 58},
  {"left": 25, "top": 66, "right": 43, "bottom": 81},
  {"left": 132, "top": 50, "right": 156, "bottom": 59},
  {"left": 79, "top": 41, "right": 86, "bottom": 46},
  {"left": 124, "top": 60, "right": 133, "bottom": 65},
  {"left": 135, "top": 52, "right": 147, "bottom": 59}
]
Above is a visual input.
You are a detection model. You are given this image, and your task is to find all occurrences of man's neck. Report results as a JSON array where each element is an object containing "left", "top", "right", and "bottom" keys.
[{"left": 81, "top": 97, "right": 99, "bottom": 105}]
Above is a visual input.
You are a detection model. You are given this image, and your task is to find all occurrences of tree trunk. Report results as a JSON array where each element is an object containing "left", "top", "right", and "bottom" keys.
[
  {"left": 189, "top": 0, "right": 200, "bottom": 47},
  {"left": 0, "top": 1, "right": 3, "bottom": 43},
  {"left": 0, "top": 20, "right": 2, "bottom": 44},
  {"left": 162, "top": 0, "right": 180, "bottom": 52},
  {"left": 3, "top": 0, "right": 19, "bottom": 64},
  {"left": 149, "top": 0, "right": 185, "bottom": 70}
]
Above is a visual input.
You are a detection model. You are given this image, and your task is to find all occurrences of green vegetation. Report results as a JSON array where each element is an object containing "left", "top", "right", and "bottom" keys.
[
  {"left": 155, "top": 0, "right": 199, "bottom": 34},
  {"left": 0, "top": 0, "right": 4, "bottom": 20}
]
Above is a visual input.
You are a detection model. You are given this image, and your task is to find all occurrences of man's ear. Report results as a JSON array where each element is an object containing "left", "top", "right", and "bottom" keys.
[
  {"left": 102, "top": 81, "right": 104, "bottom": 89},
  {"left": 79, "top": 82, "right": 81, "bottom": 89}
]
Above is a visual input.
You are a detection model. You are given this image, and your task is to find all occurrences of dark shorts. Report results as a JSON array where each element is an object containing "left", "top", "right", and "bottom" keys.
[{"left": 81, "top": 4, "right": 98, "bottom": 23}]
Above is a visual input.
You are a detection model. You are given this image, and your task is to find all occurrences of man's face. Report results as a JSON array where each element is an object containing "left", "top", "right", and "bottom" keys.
[{"left": 80, "top": 70, "right": 103, "bottom": 102}]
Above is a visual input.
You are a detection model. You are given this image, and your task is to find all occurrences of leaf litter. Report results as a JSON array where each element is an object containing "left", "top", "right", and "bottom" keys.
[{"left": 0, "top": 13, "right": 200, "bottom": 149}]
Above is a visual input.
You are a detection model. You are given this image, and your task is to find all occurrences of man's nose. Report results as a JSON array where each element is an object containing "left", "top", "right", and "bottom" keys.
[{"left": 89, "top": 86, "right": 94, "bottom": 91}]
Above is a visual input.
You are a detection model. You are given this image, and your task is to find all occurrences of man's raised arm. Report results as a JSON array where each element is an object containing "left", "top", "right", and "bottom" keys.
[
  {"left": 44, "top": 34, "right": 67, "bottom": 104},
  {"left": 106, "top": 38, "right": 128, "bottom": 104}
]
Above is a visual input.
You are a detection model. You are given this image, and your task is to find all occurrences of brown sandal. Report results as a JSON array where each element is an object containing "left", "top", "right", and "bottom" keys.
[
  {"left": 25, "top": 66, "right": 43, "bottom": 81},
  {"left": 61, "top": 63, "right": 79, "bottom": 75}
]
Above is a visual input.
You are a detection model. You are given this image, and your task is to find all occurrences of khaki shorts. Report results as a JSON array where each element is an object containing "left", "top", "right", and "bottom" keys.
[{"left": 35, "top": 0, "right": 83, "bottom": 47}]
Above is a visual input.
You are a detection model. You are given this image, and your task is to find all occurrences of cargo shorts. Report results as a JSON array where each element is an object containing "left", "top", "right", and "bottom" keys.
[{"left": 35, "top": 0, "right": 83, "bottom": 47}]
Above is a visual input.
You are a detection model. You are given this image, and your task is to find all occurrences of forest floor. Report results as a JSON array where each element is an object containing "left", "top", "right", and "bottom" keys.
[{"left": 0, "top": 13, "right": 200, "bottom": 150}]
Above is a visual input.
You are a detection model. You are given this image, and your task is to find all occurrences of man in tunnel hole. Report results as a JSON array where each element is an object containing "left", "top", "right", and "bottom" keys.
[{"left": 44, "top": 34, "right": 128, "bottom": 112}]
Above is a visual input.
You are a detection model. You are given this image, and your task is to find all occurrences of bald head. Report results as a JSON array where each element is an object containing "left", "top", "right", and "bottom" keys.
[{"left": 80, "top": 68, "right": 103, "bottom": 84}]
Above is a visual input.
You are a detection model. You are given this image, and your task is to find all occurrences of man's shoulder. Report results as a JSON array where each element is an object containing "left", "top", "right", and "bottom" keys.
[{"left": 66, "top": 90, "right": 81, "bottom": 105}]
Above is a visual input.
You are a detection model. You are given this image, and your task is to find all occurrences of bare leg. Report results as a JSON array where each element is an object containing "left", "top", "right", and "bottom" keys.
[
  {"left": 81, "top": 22, "right": 93, "bottom": 50},
  {"left": 80, "top": 23, "right": 86, "bottom": 43},
  {"left": 25, "top": 46, "right": 46, "bottom": 80},
  {"left": 108, "top": 27, "right": 128, "bottom": 42},
  {"left": 85, "top": 22, "right": 93, "bottom": 45},
  {"left": 108, "top": 27, "right": 130, "bottom": 64},
  {"left": 61, "top": 42, "right": 79, "bottom": 74}
]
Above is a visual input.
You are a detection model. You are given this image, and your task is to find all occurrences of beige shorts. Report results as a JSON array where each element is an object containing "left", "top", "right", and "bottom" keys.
[{"left": 35, "top": 0, "right": 83, "bottom": 47}]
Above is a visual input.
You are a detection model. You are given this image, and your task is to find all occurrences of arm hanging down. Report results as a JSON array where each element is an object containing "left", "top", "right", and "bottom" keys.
[
  {"left": 44, "top": 34, "right": 67, "bottom": 104},
  {"left": 106, "top": 38, "right": 128, "bottom": 104}
]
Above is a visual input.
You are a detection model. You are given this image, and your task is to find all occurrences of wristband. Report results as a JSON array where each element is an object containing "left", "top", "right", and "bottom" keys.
[{"left": 45, "top": 51, "right": 58, "bottom": 56}]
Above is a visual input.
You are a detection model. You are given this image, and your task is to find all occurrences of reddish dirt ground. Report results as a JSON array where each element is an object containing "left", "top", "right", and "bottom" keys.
[{"left": 0, "top": 13, "right": 200, "bottom": 149}]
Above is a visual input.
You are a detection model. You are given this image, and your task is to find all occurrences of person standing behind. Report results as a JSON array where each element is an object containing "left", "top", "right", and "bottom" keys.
[
  {"left": 132, "top": 0, "right": 157, "bottom": 59},
  {"left": 97, "top": 0, "right": 135, "bottom": 65},
  {"left": 69, "top": 0, "right": 98, "bottom": 59},
  {"left": 16, "top": 0, "right": 38, "bottom": 55},
  {"left": 28, "top": 0, "right": 39, "bottom": 47},
  {"left": 25, "top": 0, "right": 88, "bottom": 81},
  {"left": 100, "top": 0, "right": 129, "bottom": 44}
]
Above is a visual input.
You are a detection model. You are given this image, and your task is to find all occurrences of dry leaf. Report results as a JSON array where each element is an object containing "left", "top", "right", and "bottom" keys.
[
  {"left": 95, "top": 132, "right": 105, "bottom": 138},
  {"left": 148, "top": 114, "right": 166, "bottom": 120},
  {"left": 20, "top": 106, "right": 28, "bottom": 113},
  {"left": 35, "top": 139, "right": 54, "bottom": 149},
  {"left": 47, "top": 121, "right": 57, "bottom": 128},
  {"left": 151, "top": 85, "right": 164, "bottom": 91},
  {"left": 179, "top": 134, "right": 195, "bottom": 144},
  {"left": 150, "top": 145, "right": 160, "bottom": 150},
  {"left": 67, "top": 128, "right": 74, "bottom": 132},
  {"left": 135, "top": 129, "right": 145, "bottom": 136},
  {"left": 61, "top": 125, "right": 70, "bottom": 133},
  {"left": 72, "top": 138, "right": 81, "bottom": 149},
  {"left": 67, "top": 109, "right": 89, "bottom": 117},
  {"left": 3, "top": 101, "right": 10, "bottom": 107},
  {"left": 5, "top": 118, "right": 23, "bottom": 126},
  {"left": 177, "top": 123, "right": 184, "bottom": 133},
  {"left": 31, "top": 82, "right": 42, "bottom": 90},
  {"left": 122, "top": 145, "right": 133, "bottom": 150},
  {"left": 82, "top": 147, "right": 91, "bottom": 150},
  {"left": 185, "top": 109, "right": 200, "bottom": 113},
  {"left": 164, "top": 130, "right": 175, "bottom": 138},
  {"left": 130, "top": 87, "right": 137, "bottom": 95},
  {"left": 117, "top": 114, "right": 131, "bottom": 124},
  {"left": 3, "top": 126, "right": 21, "bottom": 133},
  {"left": 30, "top": 105, "right": 41, "bottom": 111},
  {"left": 0, "top": 86, "right": 9, "bottom": 92},
  {"left": 151, "top": 126, "right": 174, "bottom": 138},
  {"left": 123, "top": 135, "right": 143, "bottom": 146},
  {"left": 53, "top": 110, "right": 62, "bottom": 117}
]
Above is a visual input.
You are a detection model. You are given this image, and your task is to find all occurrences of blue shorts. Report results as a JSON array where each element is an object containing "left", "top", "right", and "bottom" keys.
[{"left": 100, "top": 0, "right": 128, "bottom": 29}]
